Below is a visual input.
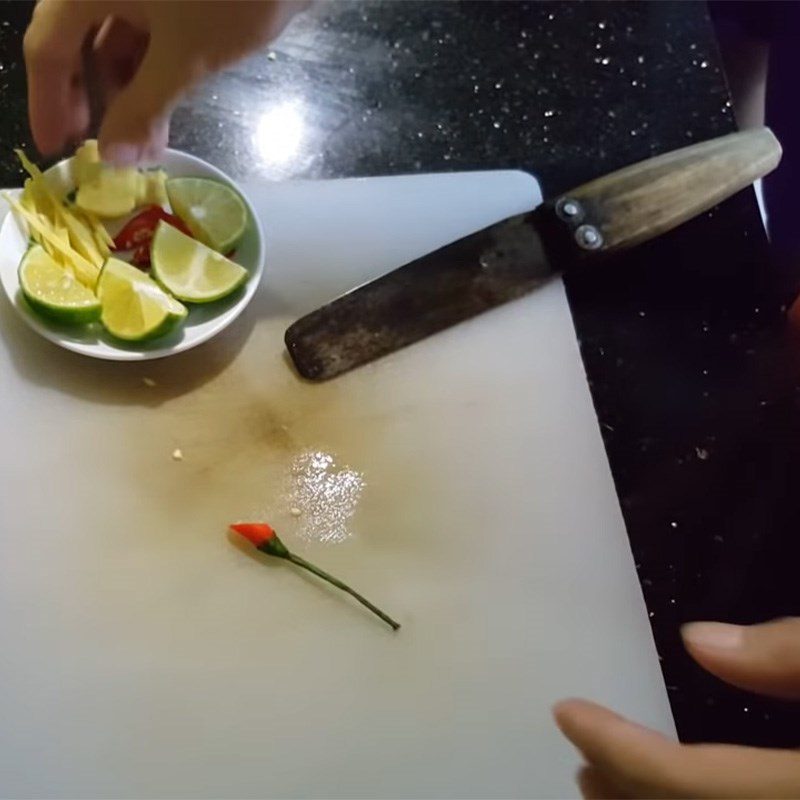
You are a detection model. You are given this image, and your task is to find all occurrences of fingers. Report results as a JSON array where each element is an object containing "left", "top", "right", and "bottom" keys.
[
  {"left": 141, "top": 117, "right": 170, "bottom": 163},
  {"left": 554, "top": 698, "right": 800, "bottom": 798},
  {"left": 25, "top": 0, "right": 310, "bottom": 162},
  {"left": 555, "top": 699, "right": 682, "bottom": 798},
  {"left": 682, "top": 618, "right": 800, "bottom": 699},
  {"left": 91, "top": 16, "right": 149, "bottom": 108},
  {"left": 555, "top": 618, "right": 800, "bottom": 797},
  {"left": 97, "top": 31, "right": 199, "bottom": 165},
  {"left": 24, "top": 0, "right": 109, "bottom": 154},
  {"left": 578, "top": 766, "right": 629, "bottom": 799}
]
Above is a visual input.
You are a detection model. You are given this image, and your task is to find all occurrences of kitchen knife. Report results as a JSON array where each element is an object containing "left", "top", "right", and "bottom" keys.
[{"left": 285, "top": 127, "right": 781, "bottom": 381}]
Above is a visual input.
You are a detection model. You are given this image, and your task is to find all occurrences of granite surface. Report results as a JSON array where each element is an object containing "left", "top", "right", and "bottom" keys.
[{"left": 0, "top": 0, "right": 798, "bottom": 748}]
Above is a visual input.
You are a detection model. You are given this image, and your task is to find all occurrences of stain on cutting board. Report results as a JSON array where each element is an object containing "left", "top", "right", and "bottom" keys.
[
  {"left": 104, "top": 317, "right": 433, "bottom": 557},
  {"left": 0, "top": 291, "right": 472, "bottom": 575}
]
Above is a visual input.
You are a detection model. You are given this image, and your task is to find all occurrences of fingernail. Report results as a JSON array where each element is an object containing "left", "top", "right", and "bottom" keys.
[
  {"left": 101, "top": 143, "right": 141, "bottom": 167},
  {"left": 682, "top": 621, "right": 744, "bottom": 650}
]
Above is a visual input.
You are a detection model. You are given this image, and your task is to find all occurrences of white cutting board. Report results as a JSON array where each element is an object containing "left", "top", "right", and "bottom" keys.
[{"left": 0, "top": 170, "right": 673, "bottom": 798}]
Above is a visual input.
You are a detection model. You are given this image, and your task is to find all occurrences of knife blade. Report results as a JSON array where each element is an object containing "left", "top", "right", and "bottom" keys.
[{"left": 286, "top": 127, "right": 781, "bottom": 381}]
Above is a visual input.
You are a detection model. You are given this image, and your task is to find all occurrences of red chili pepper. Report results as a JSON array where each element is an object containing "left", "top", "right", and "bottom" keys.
[
  {"left": 113, "top": 206, "right": 193, "bottom": 251},
  {"left": 229, "top": 522, "right": 400, "bottom": 630},
  {"left": 230, "top": 522, "right": 279, "bottom": 550}
]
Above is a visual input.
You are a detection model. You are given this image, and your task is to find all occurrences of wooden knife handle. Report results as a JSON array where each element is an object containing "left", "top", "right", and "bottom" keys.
[{"left": 540, "top": 127, "right": 781, "bottom": 257}]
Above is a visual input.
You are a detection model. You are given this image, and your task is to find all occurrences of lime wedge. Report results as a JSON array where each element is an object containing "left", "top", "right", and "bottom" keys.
[
  {"left": 97, "top": 257, "right": 187, "bottom": 341},
  {"left": 151, "top": 220, "right": 248, "bottom": 303},
  {"left": 166, "top": 176, "right": 248, "bottom": 253},
  {"left": 19, "top": 244, "right": 101, "bottom": 324}
]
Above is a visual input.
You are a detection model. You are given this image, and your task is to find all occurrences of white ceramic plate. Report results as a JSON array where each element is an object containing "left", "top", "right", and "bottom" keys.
[{"left": 0, "top": 148, "right": 265, "bottom": 361}]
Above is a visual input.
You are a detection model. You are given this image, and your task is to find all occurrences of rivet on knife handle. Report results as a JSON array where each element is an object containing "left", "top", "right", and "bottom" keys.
[{"left": 544, "top": 127, "right": 781, "bottom": 255}]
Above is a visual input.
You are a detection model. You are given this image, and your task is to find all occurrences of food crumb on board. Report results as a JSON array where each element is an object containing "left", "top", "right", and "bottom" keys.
[
  {"left": 290, "top": 507, "right": 302, "bottom": 517},
  {"left": 172, "top": 448, "right": 184, "bottom": 461},
  {"left": 142, "top": 377, "right": 157, "bottom": 387}
]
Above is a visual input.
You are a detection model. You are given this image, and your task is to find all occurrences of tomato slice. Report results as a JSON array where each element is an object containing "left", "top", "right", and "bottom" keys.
[
  {"left": 113, "top": 206, "right": 193, "bottom": 251},
  {"left": 113, "top": 206, "right": 163, "bottom": 250},
  {"left": 131, "top": 242, "right": 151, "bottom": 269}
]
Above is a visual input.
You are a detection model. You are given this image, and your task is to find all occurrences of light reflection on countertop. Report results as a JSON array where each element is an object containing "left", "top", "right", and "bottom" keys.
[
  {"left": 162, "top": 1, "right": 728, "bottom": 194},
  {"left": 255, "top": 99, "right": 307, "bottom": 168}
]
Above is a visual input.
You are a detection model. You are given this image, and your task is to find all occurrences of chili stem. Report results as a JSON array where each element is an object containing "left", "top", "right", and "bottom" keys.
[{"left": 286, "top": 553, "right": 400, "bottom": 631}]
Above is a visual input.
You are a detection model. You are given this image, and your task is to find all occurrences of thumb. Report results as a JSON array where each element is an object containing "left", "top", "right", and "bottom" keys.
[
  {"left": 554, "top": 698, "right": 800, "bottom": 798},
  {"left": 682, "top": 617, "right": 800, "bottom": 699},
  {"left": 97, "top": 35, "right": 201, "bottom": 165}
]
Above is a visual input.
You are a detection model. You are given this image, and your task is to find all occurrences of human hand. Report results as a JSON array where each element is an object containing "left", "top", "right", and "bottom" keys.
[
  {"left": 554, "top": 618, "right": 800, "bottom": 798},
  {"left": 24, "top": 0, "right": 305, "bottom": 165}
]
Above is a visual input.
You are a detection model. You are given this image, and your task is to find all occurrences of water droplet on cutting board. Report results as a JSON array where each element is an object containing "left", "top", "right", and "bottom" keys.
[{"left": 283, "top": 450, "right": 365, "bottom": 544}]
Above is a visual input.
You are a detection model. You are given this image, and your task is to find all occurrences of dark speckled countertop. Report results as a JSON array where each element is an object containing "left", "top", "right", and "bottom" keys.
[{"left": 1, "top": 0, "right": 798, "bottom": 748}]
